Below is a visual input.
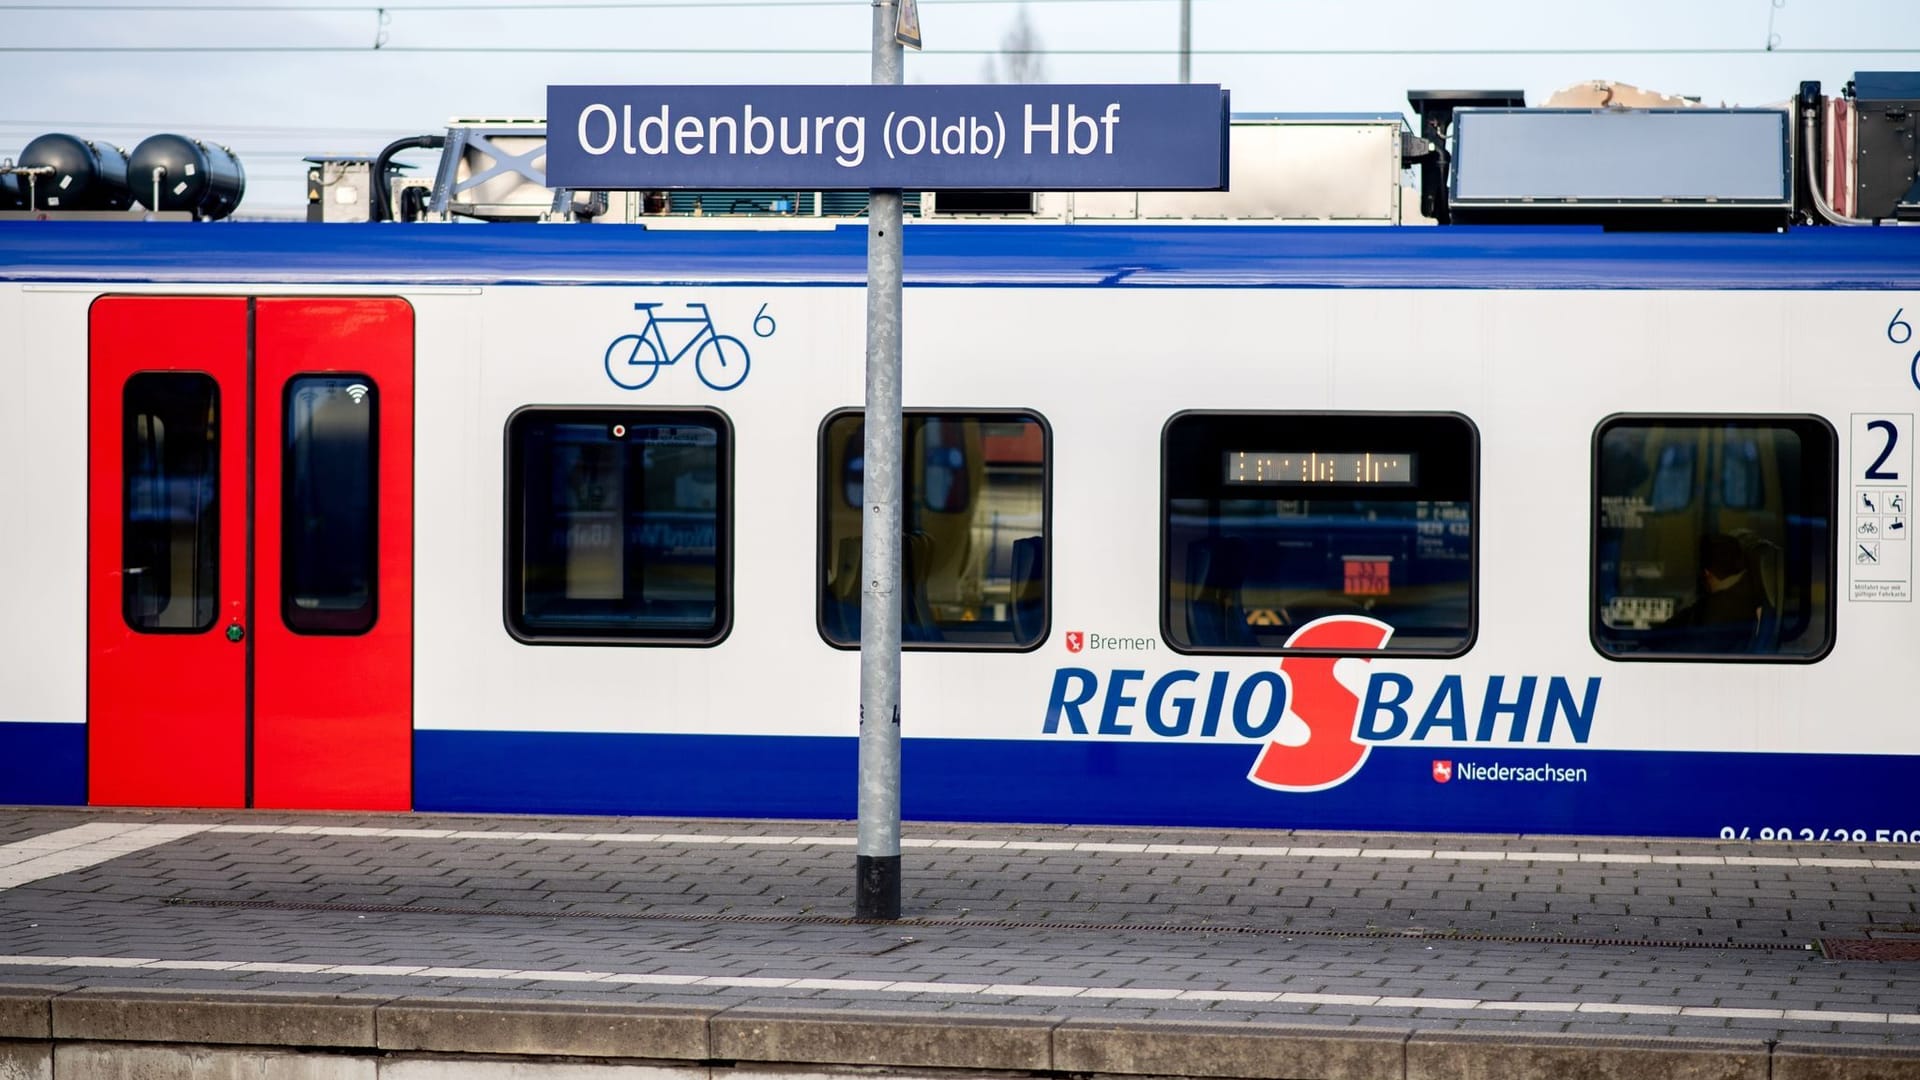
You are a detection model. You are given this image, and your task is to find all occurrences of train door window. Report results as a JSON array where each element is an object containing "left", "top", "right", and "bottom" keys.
[
  {"left": 1162, "top": 412, "right": 1477, "bottom": 656},
  {"left": 122, "top": 372, "right": 219, "bottom": 633},
  {"left": 506, "top": 408, "right": 731, "bottom": 644},
  {"left": 283, "top": 375, "right": 377, "bottom": 634},
  {"left": 820, "top": 410, "right": 1049, "bottom": 650},
  {"left": 1593, "top": 416, "right": 1835, "bottom": 661}
]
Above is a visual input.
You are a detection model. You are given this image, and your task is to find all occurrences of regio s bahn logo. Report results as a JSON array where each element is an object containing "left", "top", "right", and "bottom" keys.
[{"left": 1041, "top": 616, "right": 1601, "bottom": 792}]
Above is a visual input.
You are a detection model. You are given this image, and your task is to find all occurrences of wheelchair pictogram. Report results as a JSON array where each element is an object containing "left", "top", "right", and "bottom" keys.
[{"left": 604, "top": 301, "right": 769, "bottom": 392}]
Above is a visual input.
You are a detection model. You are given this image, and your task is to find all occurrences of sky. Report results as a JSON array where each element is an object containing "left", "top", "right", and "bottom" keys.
[{"left": 6, "top": 0, "right": 1919, "bottom": 213}]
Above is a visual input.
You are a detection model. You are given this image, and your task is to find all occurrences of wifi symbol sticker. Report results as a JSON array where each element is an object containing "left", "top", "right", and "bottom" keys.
[{"left": 344, "top": 383, "right": 371, "bottom": 405}]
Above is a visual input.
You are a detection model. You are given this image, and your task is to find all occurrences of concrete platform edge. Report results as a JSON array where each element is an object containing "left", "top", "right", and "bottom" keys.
[{"left": 0, "top": 986, "right": 1914, "bottom": 1079}]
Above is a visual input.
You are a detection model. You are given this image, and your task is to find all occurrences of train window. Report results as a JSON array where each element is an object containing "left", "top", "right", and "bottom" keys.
[
  {"left": 283, "top": 375, "right": 377, "bottom": 634},
  {"left": 820, "top": 410, "right": 1049, "bottom": 650},
  {"left": 122, "top": 372, "right": 220, "bottom": 634},
  {"left": 1593, "top": 416, "right": 1835, "bottom": 661},
  {"left": 506, "top": 408, "right": 731, "bottom": 645},
  {"left": 1162, "top": 412, "right": 1477, "bottom": 656}
]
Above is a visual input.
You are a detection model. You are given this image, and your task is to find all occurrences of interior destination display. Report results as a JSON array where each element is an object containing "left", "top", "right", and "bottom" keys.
[{"left": 1225, "top": 451, "right": 1416, "bottom": 485}]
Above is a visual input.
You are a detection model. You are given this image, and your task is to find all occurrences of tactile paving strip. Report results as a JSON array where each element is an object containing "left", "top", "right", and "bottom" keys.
[
  {"left": 1819, "top": 938, "right": 1920, "bottom": 961},
  {"left": 169, "top": 896, "right": 1813, "bottom": 951}
]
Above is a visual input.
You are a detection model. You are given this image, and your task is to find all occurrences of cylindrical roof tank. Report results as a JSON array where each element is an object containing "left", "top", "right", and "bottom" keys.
[
  {"left": 17, "top": 133, "right": 132, "bottom": 211},
  {"left": 0, "top": 170, "right": 23, "bottom": 211},
  {"left": 129, "top": 134, "right": 246, "bottom": 220}
]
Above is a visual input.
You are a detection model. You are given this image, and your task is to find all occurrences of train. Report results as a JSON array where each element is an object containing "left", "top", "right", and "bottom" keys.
[{"left": 3, "top": 82, "right": 1919, "bottom": 841}]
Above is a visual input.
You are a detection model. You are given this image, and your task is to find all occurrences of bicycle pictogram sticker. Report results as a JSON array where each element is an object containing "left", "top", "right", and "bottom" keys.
[{"left": 604, "top": 301, "right": 775, "bottom": 392}]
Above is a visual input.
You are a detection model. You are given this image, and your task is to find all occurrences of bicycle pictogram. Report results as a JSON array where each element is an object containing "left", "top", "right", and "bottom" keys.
[{"left": 604, "top": 301, "right": 771, "bottom": 391}]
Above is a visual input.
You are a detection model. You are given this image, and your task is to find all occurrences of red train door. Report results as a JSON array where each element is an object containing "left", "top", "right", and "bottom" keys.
[
  {"left": 88, "top": 298, "right": 249, "bottom": 807},
  {"left": 88, "top": 296, "right": 414, "bottom": 810}
]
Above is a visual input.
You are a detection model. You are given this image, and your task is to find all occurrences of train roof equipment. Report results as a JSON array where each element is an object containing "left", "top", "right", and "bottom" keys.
[{"left": 2, "top": 71, "right": 1916, "bottom": 229}]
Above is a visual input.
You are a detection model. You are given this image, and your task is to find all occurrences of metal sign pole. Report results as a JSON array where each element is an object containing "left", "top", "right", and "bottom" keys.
[
  {"left": 1179, "top": 0, "right": 1192, "bottom": 83},
  {"left": 856, "top": 0, "right": 905, "bottom": 921}
]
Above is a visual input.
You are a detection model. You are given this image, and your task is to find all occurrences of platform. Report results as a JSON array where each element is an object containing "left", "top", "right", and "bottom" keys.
[{"left": 1, "top": 807, "right": 1917, "bottom": 1078}]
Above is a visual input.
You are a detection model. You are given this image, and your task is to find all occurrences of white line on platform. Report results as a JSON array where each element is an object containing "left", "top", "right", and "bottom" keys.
[
  {"left": 0, "top": 824, "right": 212, "bottom": 890},
  {"left": 0, "top": 953, "right": 1911, "bottom": 1027},
  {"left": 200, "top": 823, "right": 1920, "bottom": 871}
]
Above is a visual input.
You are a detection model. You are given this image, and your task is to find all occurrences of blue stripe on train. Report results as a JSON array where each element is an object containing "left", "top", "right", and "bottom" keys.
[
  {"left": 6, "top": 222, "right": 1920, "bottom": 290},
  {"left": 0, "top": 723, "right": 87, "bottom": 805},
  {"left": 412, "top": 730, "right": 1920, "bottom": 840}
]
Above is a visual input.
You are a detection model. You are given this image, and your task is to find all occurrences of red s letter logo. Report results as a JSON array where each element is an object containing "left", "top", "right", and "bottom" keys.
[{"left": 1247, "top": 615, "right": 1394, "bottom": 792}]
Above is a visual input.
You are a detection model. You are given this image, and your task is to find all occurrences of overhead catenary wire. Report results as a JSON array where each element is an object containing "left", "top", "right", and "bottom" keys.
[
  {"left": 0, "top": 0, "right": 1202, "bottom": 9},
  {"left": 10, "top": 0, "right": 1912, "bottom": 57},
  {"left": 4, "top": 44, "right": 1917, "bottom": 54}
]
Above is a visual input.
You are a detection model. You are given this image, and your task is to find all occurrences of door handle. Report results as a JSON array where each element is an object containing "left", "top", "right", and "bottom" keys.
[{"left": 225, "top": 622, "right": 246, "bottom": 643}]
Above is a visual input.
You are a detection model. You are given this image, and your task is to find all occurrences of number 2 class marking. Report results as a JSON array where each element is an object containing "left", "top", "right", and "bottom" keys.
[{"left": 1866, "top": 419, "right": 1901, "bottom": 481}]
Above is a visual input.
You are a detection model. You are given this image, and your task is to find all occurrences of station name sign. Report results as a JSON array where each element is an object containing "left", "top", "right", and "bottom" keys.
[{"left": 546, "top": 84, "right": 1229, "bottom": 191}]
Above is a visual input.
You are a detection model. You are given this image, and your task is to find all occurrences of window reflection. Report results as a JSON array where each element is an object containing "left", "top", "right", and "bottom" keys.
[
  {"left": 509, "top": 411, "right": 728, "bottom": 643},
  {"left": 1594, "top": 419, "right": 1833, "bottom": 660},
  {"left": 123, "top": 372, "right": 218, "bottom": 633},
  {"left": 822, "top": 413, "right": 1048, "bottom": 649},
  {"left": 1162, "top": 413, "right": 1476, "bottom": 655},
  {"left": 283, "top": 375, "right": 377, "bottom": 634},
  {"left": 1167, "top": 497, "right": 1473, "bottom": 651}
]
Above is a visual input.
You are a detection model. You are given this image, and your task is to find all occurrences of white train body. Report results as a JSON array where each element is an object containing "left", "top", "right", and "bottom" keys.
[{"left": 1, "top": 223, "right": 1916, "bottom": 838}]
